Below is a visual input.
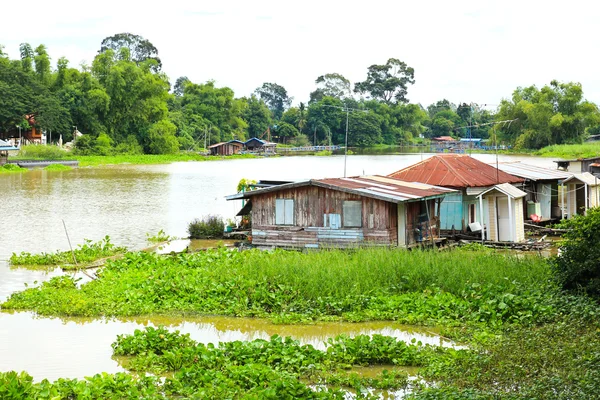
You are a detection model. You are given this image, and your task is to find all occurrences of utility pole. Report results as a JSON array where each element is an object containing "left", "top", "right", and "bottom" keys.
[{"left": 321, "top": 104, "right": 369, "bottom": 177}]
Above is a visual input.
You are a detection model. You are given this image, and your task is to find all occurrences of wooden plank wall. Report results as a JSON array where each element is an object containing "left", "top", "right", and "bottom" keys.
[{"left": 251, "top": 186, "right": 398, "bottom": 248}]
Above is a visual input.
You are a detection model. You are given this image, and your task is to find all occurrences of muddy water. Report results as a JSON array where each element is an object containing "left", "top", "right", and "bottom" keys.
[
  {"left": 0, "top": 311, "right": 452, "bottom": 382},
  {"left": 0, "top": 154, "right": 554, "bottom": 382}
]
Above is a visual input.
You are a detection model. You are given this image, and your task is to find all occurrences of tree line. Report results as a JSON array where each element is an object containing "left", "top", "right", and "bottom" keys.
[{"left": 1, "top": 33, "right": 599, "bottom": 154}]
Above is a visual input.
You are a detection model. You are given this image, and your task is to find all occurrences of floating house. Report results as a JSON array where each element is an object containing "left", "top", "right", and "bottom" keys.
[
  {"left": 388, "top": 154, "right": 525, "bottom": 242},
  {"left": 244, "top": 137, "right": 277, "bottom": 154},
  {"left": 554, "top": 156, "right": 600, "bottom": 174},
  {"left": 494, "top": 162, "right": 572, "bottom": 220},
  {"left": 208, "top": 140, "right": 244, "bottom": 156},
  {"left": 388, "top": 155, "right": 523, "bottom": 231},
  {"left": 561, "top": 172, "right": 600, "bottom": 218},
  {"left": 227, "top": 176, "right": 456, "bottom": 249}
]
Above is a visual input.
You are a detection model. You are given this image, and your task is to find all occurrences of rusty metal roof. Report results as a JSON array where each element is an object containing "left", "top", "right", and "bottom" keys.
[
  {"left": 226, "top": 175, "right": 456, "bottom": 203},
  {"left": 387, "top": 154, "right": 524, "bottom": 188}
]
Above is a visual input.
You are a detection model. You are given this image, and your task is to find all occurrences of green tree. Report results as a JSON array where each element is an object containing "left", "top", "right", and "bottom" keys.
[
  {"left": 551, "top": 207, "right": 600, "bottom": 297},
  {"left": 99, "top": 33, "right": 162, "bottom": 72},
  {"left": 243, "top": 95, "right": 272, "bottom": 139},
  {"left": 272, "top": 122, "right": 299, "bottom": 144},
  {"left": 34, "top": 44, "right": 51, "bottom": 83},
  {"left": 309, "top": 73, "right": 352, "bottom": 103},
  {"left": 354, "top": 58, "right": 415, "bottom": 104},
  {"left": 19, "top": 43, "right": 33, "bottom": 72},
  {"left": 146, "top": 120, "right": 179, "bottom": 154},
  {"left": 496, "top": 81, "right": 600, "bottom": 149},
  {"left": 254, "top": 82, "right": 292, "bottom": 120}
]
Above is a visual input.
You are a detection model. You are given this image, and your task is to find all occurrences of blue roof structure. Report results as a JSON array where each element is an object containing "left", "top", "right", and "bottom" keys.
[{"left": 0, "top": 139, "right": 19, "bottom": 151}]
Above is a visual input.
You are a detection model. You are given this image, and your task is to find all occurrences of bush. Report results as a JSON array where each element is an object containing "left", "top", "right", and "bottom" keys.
[
  {"left": 18, "top": 144, "right": 68, "bottom": 159},
  {"left": 551, "top": 207, "right": 600, "bottom": 297},
  {"left": 188, "top": 215, "right": 225, "bottom": 239}
]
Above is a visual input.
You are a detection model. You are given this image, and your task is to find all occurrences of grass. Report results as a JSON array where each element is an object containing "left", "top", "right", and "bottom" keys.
[
  {"left": 2, "top": 247, "right": 555, "bottom": 328},
  {"left": 535, "top": 142, "right": 600, "bottom": 159},
  {"left": 74, "top": 153, "right": 256, "bottom": 166},
  {"left": 3, "top": 245, "right": 600, "bottom": 398},
  {"left": 44, "top": 164, "right": 73, "bottom": 171}
]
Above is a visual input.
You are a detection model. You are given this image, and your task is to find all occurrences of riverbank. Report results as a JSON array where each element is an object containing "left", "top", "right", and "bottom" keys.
[
  {"left": 535, "top": 141, "right": 600, "bottom": 159},
  {"left": 2, "top": 246, "right": 599, "bottom": 398}
]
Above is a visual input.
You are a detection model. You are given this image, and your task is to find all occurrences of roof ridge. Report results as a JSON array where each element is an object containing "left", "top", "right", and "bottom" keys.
[{"left": 437, "top": 155, "right": 471, "bottom": 186}]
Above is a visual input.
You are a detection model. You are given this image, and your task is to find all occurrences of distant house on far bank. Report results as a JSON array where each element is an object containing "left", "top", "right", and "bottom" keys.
[
  {"left": 244, "top": 137, "right": 277, "bottom": 154},
  {"left": 208, "top": 140, "right": 244, "bottom": 156}
]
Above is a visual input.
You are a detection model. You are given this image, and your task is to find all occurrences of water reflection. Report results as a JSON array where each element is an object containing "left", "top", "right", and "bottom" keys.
[{"left": 0, "top": 311, "right": 455, "bottom": 382}]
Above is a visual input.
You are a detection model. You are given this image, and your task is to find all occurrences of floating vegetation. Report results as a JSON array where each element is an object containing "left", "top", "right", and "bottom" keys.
[{"left": 9, "top": 236, "right": 127, "bottom": 269}]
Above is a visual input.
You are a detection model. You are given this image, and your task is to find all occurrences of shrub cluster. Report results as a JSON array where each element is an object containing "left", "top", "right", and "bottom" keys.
[{"left": 187, "top": 215, "right": 225, "bottom": 239}]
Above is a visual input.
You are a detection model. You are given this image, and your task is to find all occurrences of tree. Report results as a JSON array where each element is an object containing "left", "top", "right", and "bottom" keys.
[
  {"left": 99, "top": 33, "right": 162, "bottom": 72},
  {"left": 272, "top": 122, "right": 299, "bottom": 144},
  {"left": 243, "top": 95, "right": 272, "bottom": 139},
  {"left": 354, "top": 58, "right": 415, "bottom": 104},
  {"left": 551, "top": 207, "right": 600, "bottom": 297},
  {"left": 19, "top": 43, "right": 34, "bottom": 72},
  {"left": 146, "top": 120, "right": 179, "bottom": 154},
  {"left": 309, "top": 73, "right": 352, "bottom": 103},
  {"left": 496, "top": 81, "right": 600, "bottom": 149},
  {"left": 173, "top": 76, "right": 190, "bottom": 97},
  {"left": 254, "top": 82, "right": 292, "bottom": 120},
  {"left": 34, "top": 44, "right": 51, "bottom": 83}
]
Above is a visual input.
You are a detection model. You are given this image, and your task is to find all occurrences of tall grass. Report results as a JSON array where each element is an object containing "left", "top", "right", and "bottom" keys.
[
  {"left": 14, "top": 144, "right": 70, "bottom": 160},
  {"left": 535, "top": 142, "right": 600, "bottom": 159},
  {"left": 231, "top": 247, "right": 550, "bottom": 299}
]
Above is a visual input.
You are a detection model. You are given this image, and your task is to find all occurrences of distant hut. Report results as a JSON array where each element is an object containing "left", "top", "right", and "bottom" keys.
[{"left": 208, "top": 140, "right": 244, "bottom": 156}]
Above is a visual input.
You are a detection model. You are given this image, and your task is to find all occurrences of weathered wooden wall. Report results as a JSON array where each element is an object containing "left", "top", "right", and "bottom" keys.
[{"left": 250, "top": 186, "right": 398, "bottom": 248}]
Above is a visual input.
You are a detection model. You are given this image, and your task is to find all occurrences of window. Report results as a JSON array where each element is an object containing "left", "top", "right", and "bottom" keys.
[
  {"left": 343, "top": 200, "right": 362, "bottom": 227},
  {"left": 324, "top": 213, "right": 341, "bottom": 229},
  {"left": 275, "top": 198, "right": 294, "bottom": 225}
]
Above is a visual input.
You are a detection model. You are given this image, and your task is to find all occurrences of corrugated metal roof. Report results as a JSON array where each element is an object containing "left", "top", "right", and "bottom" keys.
[
  {"left": 387, "top": 154, "right": 524, "bottom": 188},
  {"left": 478, "top": 183, "right": 527, "bottom": 199},
  {"left": 495, "top": 161, "right": 573, "bottom": 181},
  {"left": 563, "top": 172, "right": 600, "bottom": 186},
  {"left": 226, "top": 175, "right": 456, "bottom": 203},
  {"left": 0, "top": 139, "right": 19, "bottom": 151}
]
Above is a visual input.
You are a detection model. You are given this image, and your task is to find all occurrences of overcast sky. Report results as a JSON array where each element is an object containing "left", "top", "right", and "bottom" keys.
[{"left": 2, "top": 0, "right": 599, "bottom": 109}]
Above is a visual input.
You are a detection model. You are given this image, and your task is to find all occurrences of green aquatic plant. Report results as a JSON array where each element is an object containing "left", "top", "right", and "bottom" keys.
[
  {"left": 9, "top": 236, "right": 127, "bottom": 267},
  {"left": 146, "top": 229, "right": 174, "bottom": 243},
  {"left": 43, "top": 164, "right": 72, "bottom": 171},
  {"left": 0, "top": 164, "right": 27, "bottom": 173}
]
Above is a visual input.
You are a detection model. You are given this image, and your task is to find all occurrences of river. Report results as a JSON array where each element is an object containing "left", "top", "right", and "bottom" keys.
[{"left": 0, "top": 153, "right": 556, "bottom": 381}]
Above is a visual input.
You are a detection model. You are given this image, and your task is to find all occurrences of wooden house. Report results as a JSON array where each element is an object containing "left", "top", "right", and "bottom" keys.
[
  {"left": 244, "top": 137, "right": 277, "bottom": 154},
  {"left": 477, "top": 183, "right": 527, "bottom": 242},
  {"left": 388, "top": 154, "right": 526, "bottom": 242},
  {"left": 208, "top": 140, "right": 244, "bottom": 156},
  {"left": 561, "top": 173, "right": 600, "bottom": 218},
  {"left": 494, "top": 162, "right": 572, "bottom": 221},
  {"left": 226, "top": 176, "right": 456, "bottom": 249}
]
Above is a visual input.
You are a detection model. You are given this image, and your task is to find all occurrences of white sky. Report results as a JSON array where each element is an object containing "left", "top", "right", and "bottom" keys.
[{"left": 2, "top": 0, "right": 599, "bottom": 109}]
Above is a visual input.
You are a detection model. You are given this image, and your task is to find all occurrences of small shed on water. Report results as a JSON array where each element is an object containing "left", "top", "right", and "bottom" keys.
[
  {"left": 477, "top": 183, "right": 527, "bottom": 242},
  {"left": 387, "top": 154, "right": 524, "bottom": 238},
  {"left": 561, "top": 173, "right": 600, "bottom": 218},
  {"left": 208, "top": 140, "right": 244, "bottom": 156},
  {"left": 226, "top": 175, "right": 456, "bottom": 249}
]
